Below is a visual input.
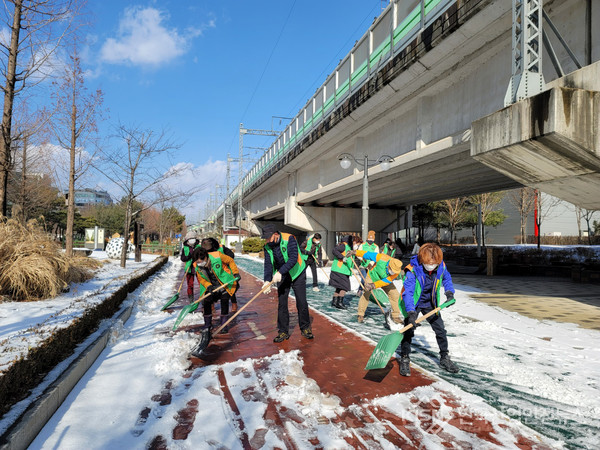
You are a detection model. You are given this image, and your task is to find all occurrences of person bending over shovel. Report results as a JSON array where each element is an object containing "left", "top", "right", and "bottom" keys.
[
  {"left": 192, "top": 247, "right": 241, "bottom": 333},
  {"left": 398, "top": 242, "right": 459, "bottom": 376},
  {"left": 354, "top": 249, "right": 404, "bottom": 324}
]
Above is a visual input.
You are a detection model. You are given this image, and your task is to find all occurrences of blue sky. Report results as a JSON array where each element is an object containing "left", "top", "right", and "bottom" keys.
[{"left": 82, "top": 1, "right": 385, "bottom": 222}]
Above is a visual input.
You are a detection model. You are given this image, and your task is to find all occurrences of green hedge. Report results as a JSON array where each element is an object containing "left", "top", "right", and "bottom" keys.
[{"left": 242, "top": 237, "right": 265, "bottom": 253}]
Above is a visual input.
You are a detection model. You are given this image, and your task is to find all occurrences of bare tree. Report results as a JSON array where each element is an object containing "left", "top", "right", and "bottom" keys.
[
  {"left": 535, "top": 191, "right": 563, "bottom": 248},
  {"left": 96, "top": 124, "right": 206, "bottom": 267},
  {"left": 469, "top": 192, "right": 507, "bottom": 247},
  {"left": 581, "top": 208, "right": 598, "bottom": 245},
  {"left": 439, "top": 197, "right": 469, "bottom": 245},
  {"left": 507, "top": 187, "right": 537, "bottom": 244},
  {"left": 52, "top": 43, "right": 104, "bottom": 256},
  {"left": 0, "top": 0, "right": 82, "bottom": 216}
]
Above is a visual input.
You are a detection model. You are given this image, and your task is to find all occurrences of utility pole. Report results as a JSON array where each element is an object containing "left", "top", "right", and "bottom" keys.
[{"left": 237, "top": 123, "right": 278, "bottom": 249}]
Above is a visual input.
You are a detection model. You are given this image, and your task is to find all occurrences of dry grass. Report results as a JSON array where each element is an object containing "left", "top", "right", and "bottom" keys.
[{"left": 0, "top": 219, "right": 101, "bottom": 301}]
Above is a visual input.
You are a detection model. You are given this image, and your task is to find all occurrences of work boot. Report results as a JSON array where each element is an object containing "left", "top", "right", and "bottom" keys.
[
  {"left": 399, "top": 355, "right": 411, "bottom": 377},
  {"left": 231, "top": 302, "right": 238, "bottom": 312},
  {"left": 219, "top": 314, "right": 229, "bottom": 334},
  {"left": 439, "top": 353, "right": 459, "bottom": 373},
  {"left": 273, "top": 331, "right": 290, "bottom": 343},
  {"left": 202, "top": 314, "right": 213, "bottom": 330},
  {"left": 335, "top": 297, "right": 347, "bottom": 310},
  {"left": 312, "top": 286, "right": 320, "bottom": 292},
  {"left": 330, "top": 296, "right": 337, "bottom": 307},
  {"left": 357, "top": 315, "right": 364, "bottom": 323},
  {"left": 301, "top": 328, "right": 314, "bottom": 339}
]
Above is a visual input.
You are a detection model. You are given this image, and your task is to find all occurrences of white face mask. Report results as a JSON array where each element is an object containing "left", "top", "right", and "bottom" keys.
[
  {"left": 198, "top": 261, "right": 208, "bottom": 267},
  {"left": 423, "top": 263, "right": 438, "bottom": 272},
  {"left": 353, "top": 244, "right": 360, "bottom": 250},
  {"left": 313, "top": 240, "right": 320, "bottom": 245}
]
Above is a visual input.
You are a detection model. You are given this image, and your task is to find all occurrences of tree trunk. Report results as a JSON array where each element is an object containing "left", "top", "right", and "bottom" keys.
[
  {"left": 65, "top": 84, "right": 78, "bottom": 257},
  {"left": 0, "top": 0, "right": 23, "bottom": 216},
  {"left": 121, "top": 198, "right": 132, "bottom": 268}
]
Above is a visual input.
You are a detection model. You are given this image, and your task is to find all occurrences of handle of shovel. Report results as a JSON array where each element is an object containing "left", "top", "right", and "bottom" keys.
[
  {"left": 172, "top": 282, "right": 230, "bottom": 330},
  {"left": 211, "top": 279, "right": 275, "bottom": 336},
  {"left": 191, "top": 281, "right": 229, "bottom": 306},
  {"left": 398, "top": 298, "right": 456, "bottom": 333},
  {"left": 176, "top": 264, "right": 191, "bottom": 293},
  {"left": 351, "top": 257, "right": 386, "bottom": 315},
  {"left": 319, "top": 266, "right": 330, "bottom": 281}
]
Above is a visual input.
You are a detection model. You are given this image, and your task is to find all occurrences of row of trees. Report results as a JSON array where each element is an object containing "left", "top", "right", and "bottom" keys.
[{"left": 1, "top": 1, "right": 206, "bottom": 267}]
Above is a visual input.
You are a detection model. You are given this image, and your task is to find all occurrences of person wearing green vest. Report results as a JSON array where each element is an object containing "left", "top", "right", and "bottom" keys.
[
  {"left": 328, "top": 235, "right": 359, "bottom": 309},
  {"left": 261, "top": 224, "right": 313, "bottom": 343},
  {"left": 300, "top": 233, "right": 323, "bottom": 292},
  {"left": 354, "top": 249, "right": 404, "bottom": 324},
  {"left": 180, "top": 230, "right": 201, "bottom": 302},
  {"left": 192, "top": 247, "right": 241, "bottom": 333},
  {"left": 382, "top": 238, "right": 406, "bottom": 259},
  {"left": 202, "top": 237, "right": 239, "bottom": 312},
  {"left": 356, "top": 230, "right": 379, "bottom": 297},
  {"left": 398, "top": 242, "right": 458, "bottom": 376}
]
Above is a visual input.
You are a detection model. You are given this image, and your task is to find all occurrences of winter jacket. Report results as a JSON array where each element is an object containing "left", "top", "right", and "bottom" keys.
[
  {"left": 355, "top": 250, "right": 401, "bottom": 288},
  {"left": 401, "top": 254, "right": 454, "bottom": 312},
  {"left": 195, "top": 251, "right": 239, "bottom": 296},
  {"left": 264, "top": 233, "right": 306, "bottom": 281},
  {"left": 181, "top": 239, "right": 200, "bottom": 273},
  {"left": 300, "top": 237, "right": 322, "bottom": 265},
  {"left": 331, "top": 242, "right": 353, "bottom": 275},
  {"left": 359, "top": 242, "right": 379, "bottom": 268}
]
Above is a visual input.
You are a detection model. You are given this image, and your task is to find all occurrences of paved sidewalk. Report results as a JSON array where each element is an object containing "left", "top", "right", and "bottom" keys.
[
  {"left": 140, "top": 268, "right": 557, "bottom": 449},
  {"left": 453, "top": 274, "right": 600, "bottom": 330}
]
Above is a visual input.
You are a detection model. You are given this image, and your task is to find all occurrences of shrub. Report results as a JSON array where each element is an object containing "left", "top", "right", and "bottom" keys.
[
  {"left": 242, "top": 237, "right": 265, "bottom": 253},
  {"left": 0, "top": 219, "right": 100, "bottom": 301}
]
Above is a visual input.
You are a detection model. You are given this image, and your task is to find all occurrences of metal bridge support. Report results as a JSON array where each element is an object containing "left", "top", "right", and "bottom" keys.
[{"left": 504, "top": 0, "right": 545, "bottom": 106}]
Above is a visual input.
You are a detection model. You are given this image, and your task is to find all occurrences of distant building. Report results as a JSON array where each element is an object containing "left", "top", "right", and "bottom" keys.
[{"left": 69, "top": 188, "right": 113, "bottom": 207}]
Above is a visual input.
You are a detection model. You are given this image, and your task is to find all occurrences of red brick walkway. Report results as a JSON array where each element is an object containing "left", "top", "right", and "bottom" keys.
[{"left": 145, "top": 268, "right": 553, "bottom": 449}]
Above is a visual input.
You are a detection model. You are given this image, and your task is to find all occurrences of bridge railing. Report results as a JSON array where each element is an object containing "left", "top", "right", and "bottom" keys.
[{"left": 224, "top": 0, "right": 456, "bottom": 213}]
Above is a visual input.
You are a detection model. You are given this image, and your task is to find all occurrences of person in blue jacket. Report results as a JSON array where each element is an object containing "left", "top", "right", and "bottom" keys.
[{"left": 398, "top": 242, "right": 459, "bottom": 376}]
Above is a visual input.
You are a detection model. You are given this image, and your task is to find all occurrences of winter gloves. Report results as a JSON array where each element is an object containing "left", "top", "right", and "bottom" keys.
[
  {"left": 272, "top": 272, "right": 282, "bottom": 284},
  {"left": 234, "top": 273, "right": 242, "bottom": 282},
  {"left": 407, "top": 310, "right": 420, "bottom": 329},
  {"left": 262, "top": 281, "right": 272, "bottom": 295},
  {"left": 445, "top": 291, "right": 455, "bottom": 306}
]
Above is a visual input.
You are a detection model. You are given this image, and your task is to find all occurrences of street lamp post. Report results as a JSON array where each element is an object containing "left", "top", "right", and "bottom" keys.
[{"left": 338, "top": 153, "right": 395, "bottom": 241}]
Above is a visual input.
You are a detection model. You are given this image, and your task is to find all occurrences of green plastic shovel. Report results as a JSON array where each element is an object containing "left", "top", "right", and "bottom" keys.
[
  {"left": 364, "top": 298, "right": 456, "bottom": 370},
  {"left": 172, "top": 282, "right": 228, "bottom": 331},
  {"left": 161, "top": 266, "right": 190, "bottom": 311}
]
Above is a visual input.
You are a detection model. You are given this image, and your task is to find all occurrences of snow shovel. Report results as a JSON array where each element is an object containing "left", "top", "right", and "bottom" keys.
[
  {"left": 364, "top": 298, "right": 456, "bottom": 371},
  {"left": 161, "top": 266, "right": 190, "bottom": 311},
  {"left": 172, "top": 282, "right": 229, "bottom": 331},
  {"left": 351, "top": 258, "right": 389, "bottom": 311},
  {"left": 190, "top": 279, "right": 276, "bottom": 357}
]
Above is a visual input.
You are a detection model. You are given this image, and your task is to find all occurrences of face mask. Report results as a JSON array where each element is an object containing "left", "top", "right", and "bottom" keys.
[
  {"left": 386, "top": 266, "right": 395, "bottom": 277},
  {"left": 423, "top": 263, "right": 438, "bottom": 272},
  {"left": 353, "top": 244, "right": 360, "bottom": 250},
  {"left": 198, "top": 261, "right": 207, "bottom": 267},
  {"left": 313, "top": 240, "right": 320, "bottom": 245},
  {"left": 367, "top": 240, "right": 374, "bottom": 244}
]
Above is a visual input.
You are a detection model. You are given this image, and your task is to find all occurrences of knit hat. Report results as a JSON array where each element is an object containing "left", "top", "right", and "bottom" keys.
[
  {"left": 367, "top": 230, "right": 376, "bottom": 241},
  {"left": 185, "top": 230, "right": 197, "bottom": 240},
  {"left": 388, "top": 258, "right": 403, "bottom": 274},
  {"left": 261, "top": 224, "right": 277, "bottom": 239}
]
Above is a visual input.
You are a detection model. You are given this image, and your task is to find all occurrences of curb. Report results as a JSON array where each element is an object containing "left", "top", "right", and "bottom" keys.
[{"left": 1, "top": 256, "right": 168, "bottom": 450}]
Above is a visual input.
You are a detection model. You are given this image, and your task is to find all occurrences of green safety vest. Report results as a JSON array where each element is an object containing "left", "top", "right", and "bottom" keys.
[
  {"left": 264, "top": 233, "right": 306, "bottom": 281},
  {"left": 331, "top": 243, "right": 353, "bottom": 275},
  {"left": 184, "top": 243, "right": 200, "bottom": 272},
  {"left": 367, "top": 254, "right": 391, "bottom": 284},
  {"left": 301, "top": 237, "right": 321, "bottom": 262},
  {"left": 382, "top": 244, "right": 396, "bottom": 258},
  {"left": 196, "top": 252, "right": 237, "bottom": 295},
  {"left": 402, "top": 263, "right": 446, "bottom": 308},
  {"left": 360, "top": 242, "right": 378, "bottom": 268}
]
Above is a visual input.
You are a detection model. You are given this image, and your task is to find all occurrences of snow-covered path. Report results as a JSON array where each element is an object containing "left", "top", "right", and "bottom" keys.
[{"left": 27, "top": 256, "right": 600, "bottom": 449}]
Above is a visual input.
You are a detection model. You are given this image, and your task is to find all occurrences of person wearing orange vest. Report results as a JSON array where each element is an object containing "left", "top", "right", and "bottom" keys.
[
  {"left": 201, "top": 237, "right": 239, "bottom": 312},
  {"left": 192, "top": 247, "right": 241, "bottom": 333},
  {"left": 261, "top": 224, "right": 313, "bottom": 343}
]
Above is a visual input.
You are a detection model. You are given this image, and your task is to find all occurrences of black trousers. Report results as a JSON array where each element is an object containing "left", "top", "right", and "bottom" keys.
[
  {"left": 203, "top": 289, "right": 230, "bottom": 316},
  {"left": 277, "top": 270, "right": 310, "bottom": 333},
  {"left": 307, "top": 260, "right": 318, "bottom": 287},
  {"left": 400, "top": 307, "right": 449, "bottom": 356}
]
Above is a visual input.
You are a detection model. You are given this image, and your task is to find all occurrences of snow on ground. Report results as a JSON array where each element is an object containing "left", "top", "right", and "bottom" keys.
[{"left": 2, "top": 255, "right": 599, "bottom": 448}]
